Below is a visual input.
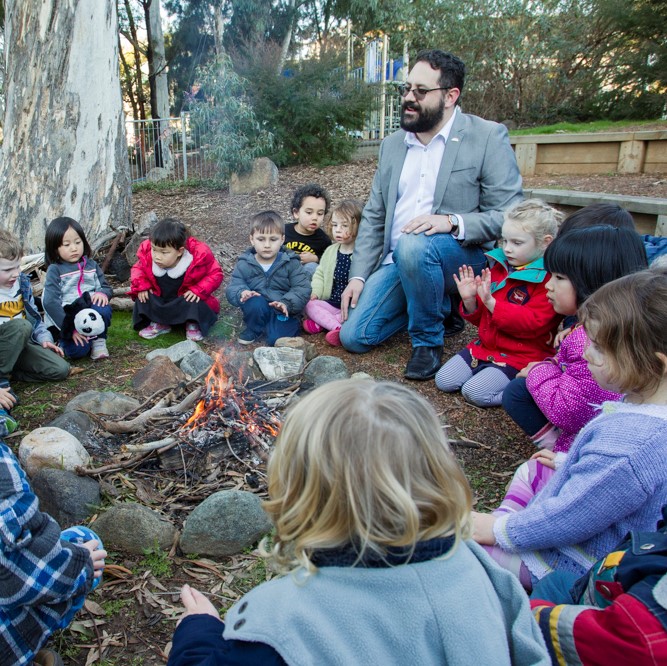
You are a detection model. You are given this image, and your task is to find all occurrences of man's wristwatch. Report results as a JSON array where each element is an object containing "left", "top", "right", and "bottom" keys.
[{"left": 448, "top": 214, "right": 459, "bottom": 235}]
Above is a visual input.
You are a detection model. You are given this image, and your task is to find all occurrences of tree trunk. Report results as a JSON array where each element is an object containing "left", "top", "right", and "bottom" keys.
[
  {"left": 0, "top": 2, "right": 131, "bottom": 252},
  {"left": 214, "top": 2, "right": 226, "bottom": 57}
]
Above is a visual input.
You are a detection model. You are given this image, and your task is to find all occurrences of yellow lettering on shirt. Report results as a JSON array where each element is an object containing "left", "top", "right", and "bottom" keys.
[{"left": 284, "top": 241, "right": 315, "bottom": 255}]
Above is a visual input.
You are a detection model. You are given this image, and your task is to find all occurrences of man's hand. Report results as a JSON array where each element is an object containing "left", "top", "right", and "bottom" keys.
[
  {"left": 183, "top": 290, "right": 201, "bottom": 303},
  {"left": 341, "top": 278, "right": 364, "bottom": 321},
  {"left": 471, "top": 511, "right": 498, "bottom": 545},
  {"left": 299, "top": 252, "right": 318, "bottom": 264},
  {"left": 269, "top": 301, "right": 289, "bottom": 317},
  {"left": 42, "top": 340, "right": 65, "bottom": 357},
  {"left": 178, "top": 584, "right": 221, "bottom": 626},
  {"left": 91, "top": 292, "right": 109, "bottom": 307},
  {"left": 240, "top": 290, "right": 260, "bottom": 303},
  {"left": 0, "top": 387, "right": 16, "bottom": 411},
  {"left": 137, "top": 290, "right": 151, "bottom": 303},
  {"left": 402, "top": 213, "right": 455, "bottom": 236}
]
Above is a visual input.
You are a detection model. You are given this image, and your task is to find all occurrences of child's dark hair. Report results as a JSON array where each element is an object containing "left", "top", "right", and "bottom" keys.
[
  {"left": 250, "top": 210, "right": 284, "bottom": 236},
  {"left": 149, "top": 218, "right": 189, "bottom": 249},
  {"left": 0, "top": 229, "right": 23, "bottom": 262},
  {"left": 579, "top": 265, "right": 667, "bottom": 395},
  {"left": 45, "top": 217, "right": 92, "bottom": 266},
  {"left": 558, "top": 203, "right": 635, "bottom": 236},
  {"left": 291, "top": 183, "right": 331, "bottom": 215},
  {"left": 544, "top": 225, "right": 648, "bottom": 306}
]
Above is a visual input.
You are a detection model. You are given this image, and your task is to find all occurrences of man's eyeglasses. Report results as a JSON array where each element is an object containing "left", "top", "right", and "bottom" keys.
[{"left": 397, "top": 84, "right": 450, "bottom": 101}]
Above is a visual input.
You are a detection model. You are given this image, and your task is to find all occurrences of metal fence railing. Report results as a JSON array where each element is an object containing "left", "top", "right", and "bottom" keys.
[{"left": 126, "top": 114, "right": 214, "bottom": 184}]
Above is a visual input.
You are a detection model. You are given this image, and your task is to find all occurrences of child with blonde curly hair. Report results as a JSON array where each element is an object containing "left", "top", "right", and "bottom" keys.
[{"left": 169, "top": 379, "right": 548, "bottom": 666}]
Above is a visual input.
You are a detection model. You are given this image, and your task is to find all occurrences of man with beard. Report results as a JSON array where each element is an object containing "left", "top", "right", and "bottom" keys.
[{"left": 339, "top": 50, "right": 523, "bottom": 380}]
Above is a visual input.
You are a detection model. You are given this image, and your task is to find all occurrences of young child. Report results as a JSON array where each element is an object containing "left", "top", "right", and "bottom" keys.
[
  {"left": 42, "top": 217, "right": 113, "bottom": 360},
  {"left": 302, "top": 199, "right": 362, "bottom": 346},
  {"left": 128, "top": 218, "right": 223, "bottom": 341},
  {"left": 502, "top": 226, "right": 648, "bottom": 452},
  {"left": 226, "top": 211, "right": 311, "bottom": 345},
  {"left": 435, "top": 199, "right": 563, "bottom": 406},
  {"left": 1, "top": 439, "right": 106, "bottom": 665},
  {"left": 472, "top": 265, "right": 667, "bottom": 591},
  {"left": 168, "top": 379, "right": 549, "bottom": 666},
  {"left": 283, "top": 183, "right": 332, "bottom": 275},
  {"left": 0, "top": 230, "right": 71, "bottom": 412}
]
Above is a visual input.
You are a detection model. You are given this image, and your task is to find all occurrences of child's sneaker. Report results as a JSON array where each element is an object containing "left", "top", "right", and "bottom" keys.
[
  {"left": 186, "top": 322, "right": 204, "bottom": 341},
  {"left": 139, "top": 322, "right": 172, "bottom": 339},
  {"left": 237, "top": 330, "right": 258, "bottom": 345},
  {"left": 302, "top": 318, "right": 323, "bottom": 334},
  {"left": 90, "top": 339, "right": 109, "bottom": 360},
  {"left": 0, "top": 408, "right": 19, "bottom": 438},
  {"left": 325, "top": 328, "right": 342, "bottom": 347}
]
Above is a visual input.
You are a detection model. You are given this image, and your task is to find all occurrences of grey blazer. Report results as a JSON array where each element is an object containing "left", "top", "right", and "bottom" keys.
[{"left": 351, "top": 111, "right": 523, "bottom": 281}]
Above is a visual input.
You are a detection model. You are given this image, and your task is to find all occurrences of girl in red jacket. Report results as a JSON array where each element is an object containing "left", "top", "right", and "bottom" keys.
[
  {"left": 435, "top": 200, "right": 563, "bottom": 406},
  {"left": 129, "top": 218, "right": 223, "bottom": 341}
]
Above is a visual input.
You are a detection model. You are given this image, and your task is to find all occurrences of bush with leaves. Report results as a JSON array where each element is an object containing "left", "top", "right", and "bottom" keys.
[
  {"left": 239, "top": 47, "right": 376, "bottom": 167},
  {"left": 186, "top": 55, "right": 274, "bottom": 182}
]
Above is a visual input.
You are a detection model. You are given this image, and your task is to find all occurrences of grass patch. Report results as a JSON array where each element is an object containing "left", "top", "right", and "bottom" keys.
[
  {"left": 137, "top": 544, "right": 173, "bottom": 579},
  {"left": 107, "top": 311, "right": 185, "bottom": 352},
  {"left": 511, "top": 118, "right": 664, "bottom": 136},
  {"left": 102, "top": 597, "right": 133, "bottom": 617}
]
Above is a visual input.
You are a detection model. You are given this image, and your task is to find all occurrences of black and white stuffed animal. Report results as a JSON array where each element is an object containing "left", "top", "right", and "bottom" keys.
[{"left": 61, "top": 293, "right": 106, "bottom": 339}]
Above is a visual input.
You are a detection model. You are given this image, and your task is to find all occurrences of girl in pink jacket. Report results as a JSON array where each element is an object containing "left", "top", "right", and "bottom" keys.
[{"left": 129, "top": 218, "right": 223, "bottom": 341}]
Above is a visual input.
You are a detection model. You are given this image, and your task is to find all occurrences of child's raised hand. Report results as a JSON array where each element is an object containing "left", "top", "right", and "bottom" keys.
[
  {"left": 183, "top": 290, "right": 201, "bottom": 303},
  {"left": 269, "top": 301, "right": 289, "bottom": 317},
  {"left": 0, "top": 387, "right": 16, "bottom": 411},
  {"left": 453, "top": 265, "right": 478, "bottom": 300},
  {"left": 80, "top": 540, "right": 107, "bottom": 579},
  {"left": 299, "top": 252, "right": 318, "bottom": 265},
  {"left": 42, "top": 340, "right": 65, "bottom": 357},
  {"left": 91, "top": 292, "right": 109, "bottom": 307},
  {"left": 240, "top": 290, "right": 260, "bottom": 303},
  {"left": 72, "top": 331, "right": 90, "bottom": 347},
  {"left": 477, "top": 268, "right": 495, "bottom": 311},
  {"left": 137, "top": 290, "right": 151, "bottom": 303},
  {"left": 178, "top": 584, "right": 220, "bottom": 625}
]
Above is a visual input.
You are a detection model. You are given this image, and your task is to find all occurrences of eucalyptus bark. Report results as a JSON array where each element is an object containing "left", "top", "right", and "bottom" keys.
[{"left": 0, "top": 2, "right": 131, "bottom": 252}]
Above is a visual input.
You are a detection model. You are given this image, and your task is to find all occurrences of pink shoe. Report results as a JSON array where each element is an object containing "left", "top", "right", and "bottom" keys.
[
  {"left": 302, "top": 318, "right": 323, "bottom": 334},
  {"left": 186, "top": 322, "right": 204, "bottom": 341},
  {"left": 138, "top": 322, "right": 171, "bottom": 339},
  {"left": 325, "top": 328, "right": 341, "bottom": 346}
]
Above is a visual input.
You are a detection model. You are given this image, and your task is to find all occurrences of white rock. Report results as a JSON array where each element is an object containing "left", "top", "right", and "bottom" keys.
[
  {"left": 19, "top": 427, "right": 91, "bottom": 477},
  {"left": 253, "top": 346, "right": 304, "bottom": 380}
]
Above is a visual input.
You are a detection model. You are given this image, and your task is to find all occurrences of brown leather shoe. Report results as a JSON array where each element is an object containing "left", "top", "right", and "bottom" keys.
[{"left": 33, "top": 648, "right": 65, "bottom": 666}]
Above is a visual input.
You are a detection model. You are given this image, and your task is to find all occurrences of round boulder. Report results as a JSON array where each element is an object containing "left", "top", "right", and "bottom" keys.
[
  {"left": 180, "top": 490, "right": 272, "bottom": 557},
  {"left": 19, "top": 427, "right": 91, "bottom": 477}
]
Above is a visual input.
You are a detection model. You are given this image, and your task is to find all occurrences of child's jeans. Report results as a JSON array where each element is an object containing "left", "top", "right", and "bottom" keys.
[
  {"left": 59, "top": 303, "right": 112, "bottom": 359},
  {"left": 303, "top": 299, "right": 342, "bottom": 332},
  {"left": 240, "top": 296, "right": 300, "bottom": 345}
]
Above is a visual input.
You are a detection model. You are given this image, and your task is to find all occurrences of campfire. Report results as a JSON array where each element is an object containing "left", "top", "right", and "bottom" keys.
[{"left": 78, "top": 350, "right": 290, "bottom": 503}]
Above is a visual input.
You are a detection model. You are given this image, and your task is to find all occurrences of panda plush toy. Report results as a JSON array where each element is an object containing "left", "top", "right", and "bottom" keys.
[{"left": 60, "top": 293, "right": 106, "bottom": 339}]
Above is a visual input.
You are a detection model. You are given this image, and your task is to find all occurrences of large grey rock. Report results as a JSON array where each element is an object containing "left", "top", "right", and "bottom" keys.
[
  {"left": 303, "top": 356, "right": 350, "bottom": 389},
  {"left": 221, "top": 350, "right": 264, "bottom": 382},
  {"left": 92, "top": 503, "right": 177, "bottom": 554},
  {"left": 110, "top": 296, "right": 134, "bottom": 312},
  {"left": 229, "top": 157, "right": 278, "bottom": 195},
  {"left": 133, "top": 356, "right": 186, "bottom": 398},
  {"left": 32, "top": 469, "right": 100, "bottom": 527},
  {"left": 47, "top": 411, "right": 97, "bottom": 449},
  {"left": 146, "top": 339, "right": 199, "bottom": 363},
  {"left": 180, "top": 490, "right": 272, "bottom": 557},
  {"left": 19, "top": 427, "right": 91, "bottom": 477},
  {"left": 275, "top": 336, "right": 318, "bottom": 362},
  {"left": 180, "top": 350, "right": 214, "bottom": 379},
  {"left": 253, "top": 347, "right": 304, "bottom": 381},
  {"left": 64, "top": 391, "right": 140, "bottom": 418},
  {"left": 146, "top": 166, "right": 170, "bottom": 182}
]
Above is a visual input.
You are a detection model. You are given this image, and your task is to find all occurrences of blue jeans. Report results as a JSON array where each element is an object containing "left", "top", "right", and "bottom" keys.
[
  {"left": 240, "top": 296, "right": 300, "bottom": 345},
  {"left": 340, "top": 233, "right": 486, "bottom": 352},
  {"left": 59, "top": 303, "right": 112, "bottom": 360},
  {"left": 502, "top": 377, "right": 549, "bottom": 436}
]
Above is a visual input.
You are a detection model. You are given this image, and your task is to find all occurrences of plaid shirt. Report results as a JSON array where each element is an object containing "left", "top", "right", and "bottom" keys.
[{"left": 1, "top": 440, "right": 93, "bottom": 665}]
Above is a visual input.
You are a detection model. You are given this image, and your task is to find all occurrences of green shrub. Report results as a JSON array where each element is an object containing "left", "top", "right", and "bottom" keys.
[
  {"left": 240, "top": 48, "right": 376, "bottom": 167},
  {"left": 187, "top": 54, "right": 274, "bottom": 182}
]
